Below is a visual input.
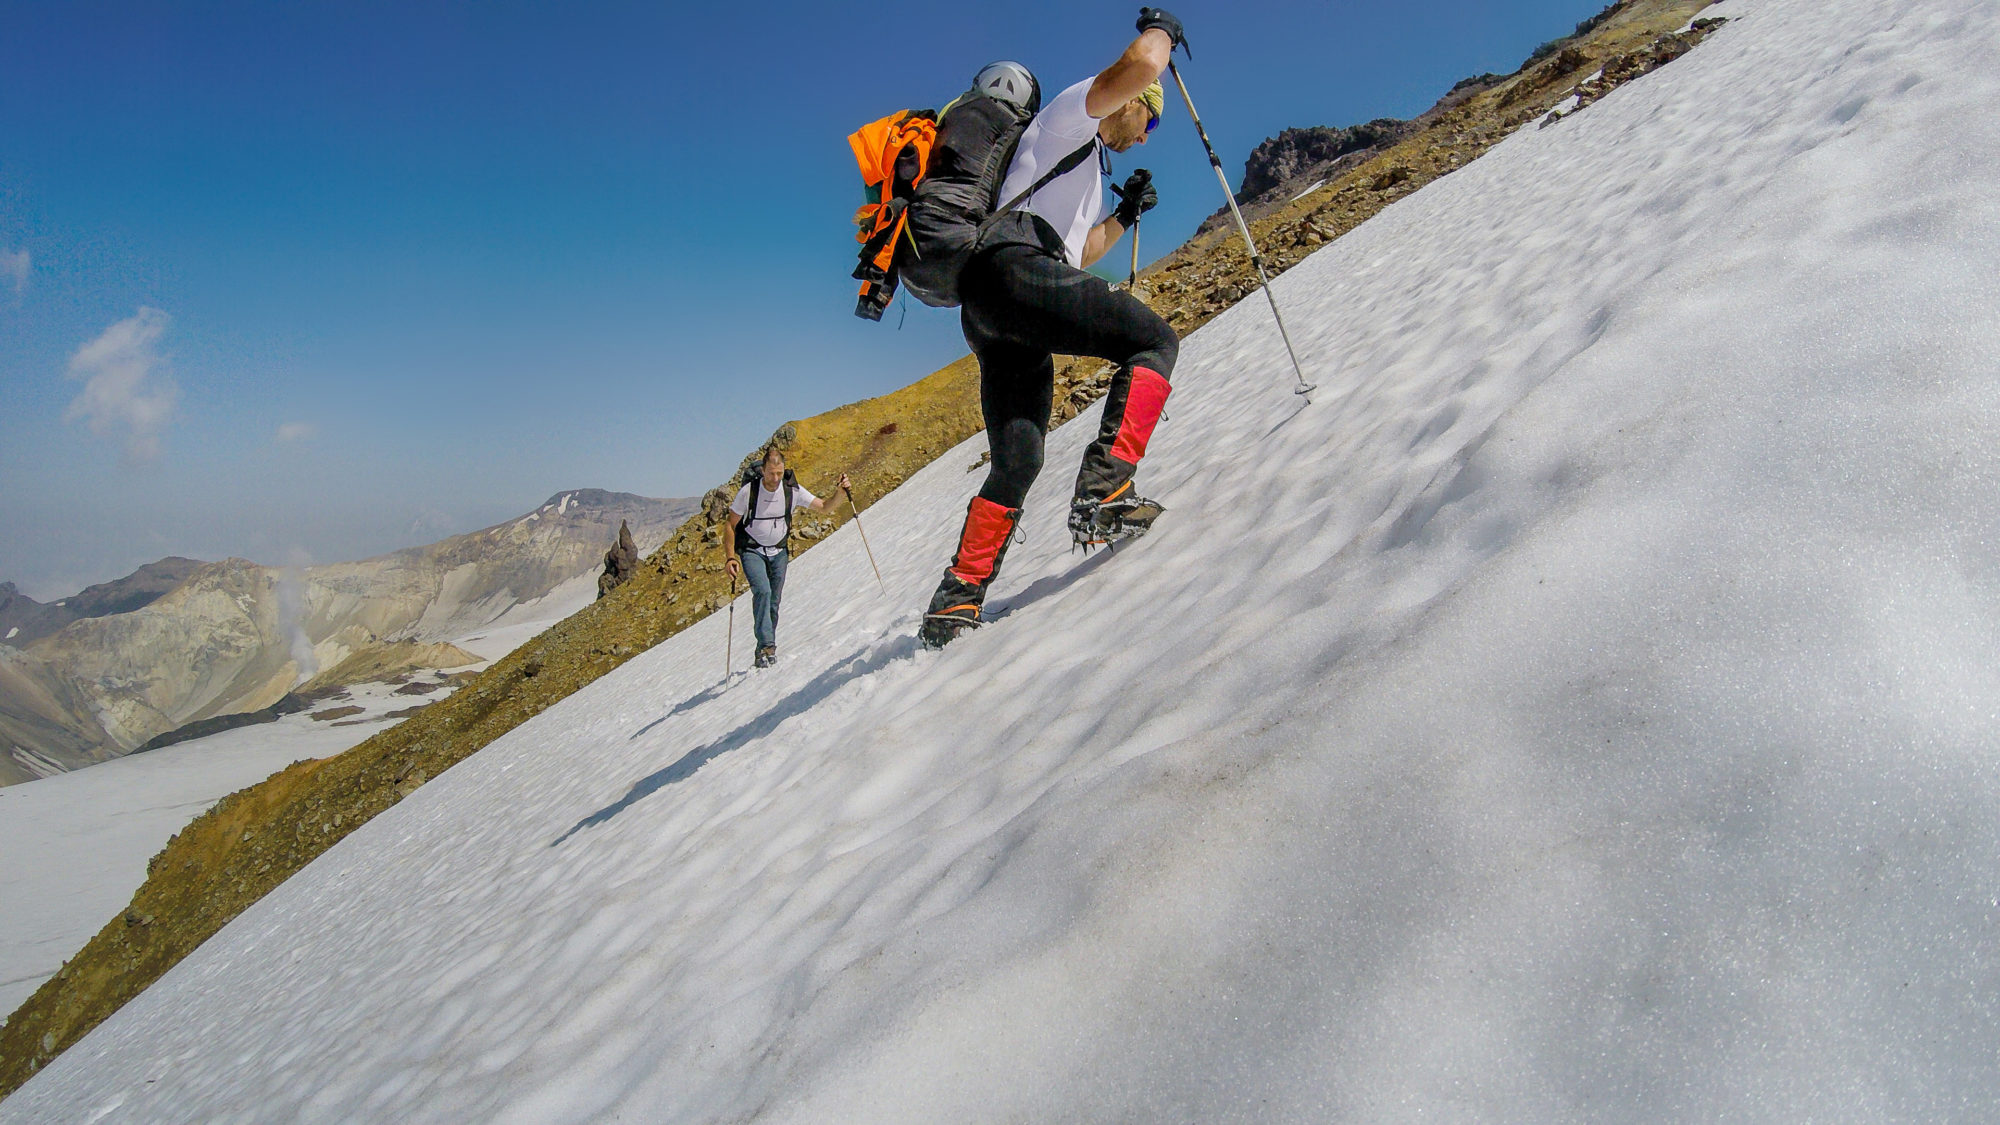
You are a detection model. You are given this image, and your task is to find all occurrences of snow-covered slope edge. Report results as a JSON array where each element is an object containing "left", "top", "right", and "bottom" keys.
[{"left": 12, "top": 0, "right": 2000, "bottom": 1119}]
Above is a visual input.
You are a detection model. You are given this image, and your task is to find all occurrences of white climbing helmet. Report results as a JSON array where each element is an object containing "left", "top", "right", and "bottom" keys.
[{"left": 971, "top": 61, "right": 1040, "bottom": 114}]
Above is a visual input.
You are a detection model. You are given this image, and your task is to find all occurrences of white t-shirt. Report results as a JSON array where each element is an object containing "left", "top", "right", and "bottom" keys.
[
  {"left": 730, "top": 479, "right": 816, "bottom": 555},
  {"left": 996, "top": 77, "right": 1106, "bottom": 267}
]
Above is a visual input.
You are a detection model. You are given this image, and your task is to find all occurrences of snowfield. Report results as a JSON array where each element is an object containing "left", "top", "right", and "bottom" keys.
[
  {"left": 9, "top": 0, "right": 2000, "bottom": 1119},
  {"left": 0, "top": 679, "right": 454, "bottom": 1020},
  {"left": 0, "top": 584, "right": 592, "bottom": 1021}
]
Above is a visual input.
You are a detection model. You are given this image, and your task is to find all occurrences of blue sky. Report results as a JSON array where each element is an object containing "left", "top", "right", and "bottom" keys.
[{"left": 0, "top": 0, "right": 1609, "bottom": 599}]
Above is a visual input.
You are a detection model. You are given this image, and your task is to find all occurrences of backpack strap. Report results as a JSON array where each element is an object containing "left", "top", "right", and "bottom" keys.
[
  {"left": 780, "top": 470, "right": 796, "bottom": 549},
  {"left": 854, "top": 198, "right": 912, "bottom": 279},
  {"left": 973, "top": 137, "right": 1102, "bottom": 242},
  {"left": 736, "top": 477, "right": 758, "bottom": 554}
]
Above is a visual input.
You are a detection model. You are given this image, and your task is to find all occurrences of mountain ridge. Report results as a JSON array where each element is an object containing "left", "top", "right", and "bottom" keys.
[
  {"left": 0, "top": 490, "right": 696, "bottom": 786},
  {"left": 0, "top": 560, "right": 205, "bottom": 651}
]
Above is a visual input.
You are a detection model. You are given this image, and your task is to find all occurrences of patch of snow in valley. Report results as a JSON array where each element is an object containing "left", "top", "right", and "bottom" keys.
[
  {"left": 1, "top": 564, "right": 611, "bottom": 1022},
  {"left": 2, "top": 748, "right": 66, "bottom": 785},
  {"left": 10, "top": 0, "right": 2000, "bottom": 1119},
  {"left": 449, "top": 570, "right": 599, "bottom": 663},
  {"left": 0, "top": 678, "right": 455, "bottom": 1020}
]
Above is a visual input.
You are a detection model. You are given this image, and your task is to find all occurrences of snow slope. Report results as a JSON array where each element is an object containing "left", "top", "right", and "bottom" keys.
[
  {"left": 0, "top": 679, "right": 444, "bottom": 1020},
  {"left": 0, "top": 585, "right": 592, "bottom": 1021},
  {"left": 10, "top": 0, "right": 2000, "bottom": 1118}
]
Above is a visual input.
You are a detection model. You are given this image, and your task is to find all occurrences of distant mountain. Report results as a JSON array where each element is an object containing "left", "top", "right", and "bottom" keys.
[
  {"left": 0, "top": 491, "right": 695, "bottom": 786},
  {"left": 0, "top": 644, "right": 121, "bottom": 780},
  {"left": 0, "top": 585, "right": 68, "bottom": 649},
  {"left": 0, "top": 559, "right": 203, "bottom": 649},
  {"left": 60, "top": 557, "right": 207, "bottom": 620}
]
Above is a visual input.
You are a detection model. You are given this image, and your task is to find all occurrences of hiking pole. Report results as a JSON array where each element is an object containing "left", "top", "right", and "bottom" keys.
[
  {"left": 1127, "top": 217, "right": 1140, "bottom": 290},
  {"left": 725, "top": 573, "right": 737, "bottom": 681},
  {"left": 849, "top": 493, "right": 887, "bottom": 595},
  {"left": 1167, "top": 60, "right": 1316, "bottom": 400}
]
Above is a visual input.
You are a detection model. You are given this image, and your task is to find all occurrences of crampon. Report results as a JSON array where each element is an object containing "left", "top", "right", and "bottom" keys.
[
  {"left": 1068, "top": 494, "right": 1165, "bottom": 551},
  {"left": 920, "top": 605, "right": 982, "bottom": 650}
]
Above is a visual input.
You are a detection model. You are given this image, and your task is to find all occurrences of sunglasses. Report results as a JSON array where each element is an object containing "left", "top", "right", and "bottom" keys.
[{"left": 1146, "top": 112, "right": 1161, "bottom": 133}]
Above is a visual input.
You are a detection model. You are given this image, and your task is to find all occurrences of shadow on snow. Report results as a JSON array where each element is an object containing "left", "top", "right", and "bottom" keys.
[
  {"left": 551, "top": 634, "right": 921, "bottom": 846},
  {"left": 984, "top": 546, "right": 1116, "bottom": 624},
  {"left": 555, "top": 546, "right": 1115, "bottom": 847}
]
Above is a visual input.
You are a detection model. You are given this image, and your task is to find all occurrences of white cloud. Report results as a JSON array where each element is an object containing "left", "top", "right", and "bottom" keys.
[
  {"left": 63, "top": 307, "right": 179, "bottom": 462},
  {"left": 275, "top": 422, "right": 317, "bottom": 443},
  {"left": 1, "top": 247, "right": 26, "bottom": 294}
]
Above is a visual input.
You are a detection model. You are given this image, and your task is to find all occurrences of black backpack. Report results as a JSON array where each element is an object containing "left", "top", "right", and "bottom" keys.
[
  {"left": 853, "top": 66, "right": 1100, "bottom": 318},
  {"left": 735, "top": 468, "right": 797, "bottom": 554}
]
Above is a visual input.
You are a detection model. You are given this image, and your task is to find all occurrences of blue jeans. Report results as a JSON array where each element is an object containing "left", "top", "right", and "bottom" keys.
[{"left": 741, "top": 549, "right": 788, "bottom": 650}]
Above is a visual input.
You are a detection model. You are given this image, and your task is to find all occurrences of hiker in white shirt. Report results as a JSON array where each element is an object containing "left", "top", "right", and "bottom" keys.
[{"left": 724, "top": 446, "right": 850, "bottom": 667}]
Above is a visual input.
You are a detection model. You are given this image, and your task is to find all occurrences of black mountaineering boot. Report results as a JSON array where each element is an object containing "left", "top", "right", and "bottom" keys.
[
  {"left": 1069, "top": 482, "right": 1165, "bottom": 550},
  {"left": 920, "top": 598, "right": 982, "bottom": 650},
  {"left": 922, "top": 574, "right": 985, "bottom": 649},
  {"left": 920, "top": 498, "right": 1020, "bottom": 649}
]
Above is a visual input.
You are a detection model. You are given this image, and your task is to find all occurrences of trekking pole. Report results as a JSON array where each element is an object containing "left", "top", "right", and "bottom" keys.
[
  {"left": 849, "top": 493, "right": 887, "bottom": 595},
  {"left": 1167, "top": 60, "right": 1316, "bottom": 400},
  {"left": 724, "top": 573, "right": 737, "bottom": 681},
  {"left": 1127, "top": 217, "right": 1140, "bottom": 290}
]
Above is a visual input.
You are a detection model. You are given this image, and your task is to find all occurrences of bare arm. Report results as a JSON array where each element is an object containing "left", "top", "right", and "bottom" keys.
[
  {"left": 806, "top": 474, "right": 853, "bottom": 512},
  {"left": 1081, "top": 214, "right": 1128, "bottom": 268},
  {"left": 723, "top": 511, "right": 742, "bottom": 579},
  {"left": 1085, "top": 29, "right": 1173, "bottom": 118}
]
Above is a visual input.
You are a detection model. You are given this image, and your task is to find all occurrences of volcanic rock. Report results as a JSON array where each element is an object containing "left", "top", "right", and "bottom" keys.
[{"left": 598, "top": 520, "right": 640, "bottom": 600}]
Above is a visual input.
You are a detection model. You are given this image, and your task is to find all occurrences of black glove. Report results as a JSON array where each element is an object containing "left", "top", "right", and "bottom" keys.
[
  {"left": 1111, "top": 169, "right": 1157, "bottom": 228},
  {"left": 1136, "top": 7, "right": 1189, "bottom": 55}
]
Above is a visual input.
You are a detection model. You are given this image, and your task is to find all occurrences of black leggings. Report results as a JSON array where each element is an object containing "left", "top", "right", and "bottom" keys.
[{"left": 960, "top": 239, "right": 1179, "bottom": 509}]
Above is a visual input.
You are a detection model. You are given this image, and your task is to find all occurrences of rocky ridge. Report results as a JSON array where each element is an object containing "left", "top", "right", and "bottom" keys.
[
  {"left": 1236, "top": 119, "right": 1418, "bottom": 203},
  {"left": 0, "top": 0, "right": 1723, "bottom": 1095},
  {"left": 0, "top": 560, "right": 203, "bottom": 651}
]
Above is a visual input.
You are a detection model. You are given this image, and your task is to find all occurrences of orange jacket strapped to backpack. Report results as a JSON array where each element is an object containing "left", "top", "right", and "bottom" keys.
[{"left": 848, "top": 110, "right": 938, "bottom": 321}]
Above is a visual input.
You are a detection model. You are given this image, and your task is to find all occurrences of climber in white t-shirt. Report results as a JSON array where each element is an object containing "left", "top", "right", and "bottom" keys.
[
  {"left": 725, "top": 445, "right": 850, "bottom": 668},
  {"left": 921, "top": 7, "right": 1189, "bottom": 649}
]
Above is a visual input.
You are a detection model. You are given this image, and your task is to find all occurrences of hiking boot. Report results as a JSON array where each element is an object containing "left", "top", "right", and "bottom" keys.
[
  {"left": 921, "top": 574, "right": 985, "bottom": 650},
  {"left": 919, "top": 500, "right": 1019, "bottom": 650},
  {"left": 1068, "top": 491, "right": 1165, "bottom": 549},
  {"left": 920, "top": 604, "right": 981, "bottom": 650},
  {"left": 754, "top": 645, "right": 777, "bottom": 668}
]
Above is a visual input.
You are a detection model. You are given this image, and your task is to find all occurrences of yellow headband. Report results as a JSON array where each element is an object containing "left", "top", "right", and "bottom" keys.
[{"left": 1138, "top": 82, "right": 1165, "bottom": 119}]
